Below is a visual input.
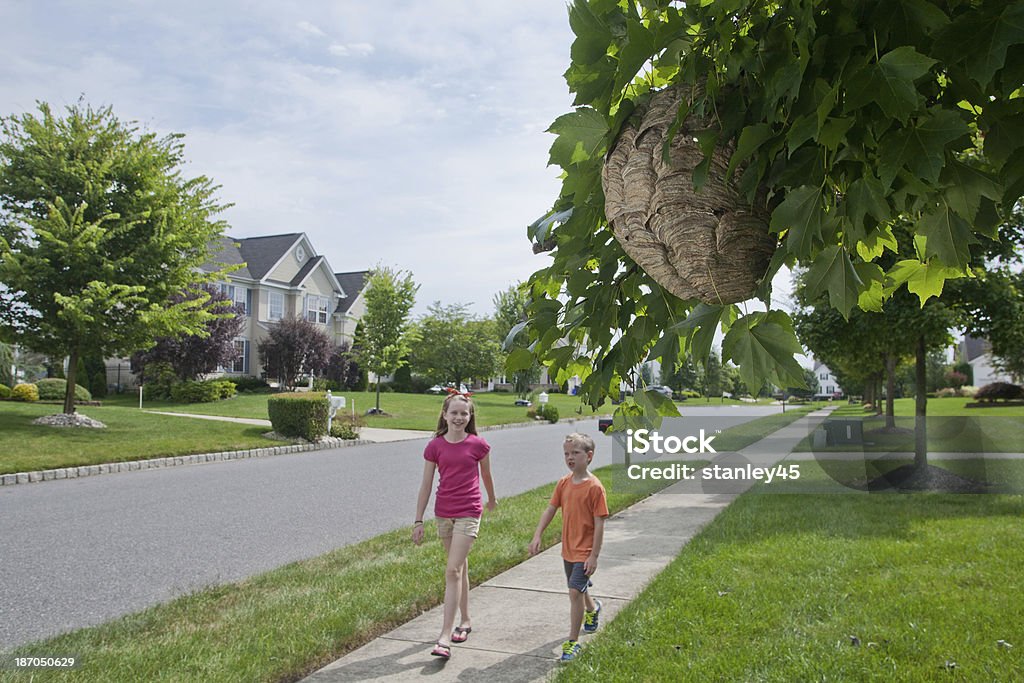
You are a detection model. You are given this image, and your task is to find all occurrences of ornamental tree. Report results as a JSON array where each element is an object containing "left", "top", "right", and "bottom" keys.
[
  {"left": 0, "top": 101, "right": 230, "bottom": 415},
  {"left": 257, "top": 315, "right": 332, "bottom": 391},
  {"left": 358, "top": 266, "right": 418, "bottom": 412},
  {"left": 514, "top": 0, "right": 1024, "bottom": 422},
  {"left": 130, "top": 284, "right": 245, "bottom": 381}
]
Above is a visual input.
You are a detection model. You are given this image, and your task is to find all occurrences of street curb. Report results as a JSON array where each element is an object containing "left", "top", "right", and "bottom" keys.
[
  {"left": 0, "top": 437, "right": 373, "bottom": 488},
  {"left": 1, "top": 416, "right": 609, "bottom": 488}
]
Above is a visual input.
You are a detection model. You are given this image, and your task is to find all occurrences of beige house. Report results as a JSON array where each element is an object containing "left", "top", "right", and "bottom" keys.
[
  {"left": 107, "top": 233, "right": 367, "bottom": 388},
  {"left": 201, "top": 233, "right": 368, "bottom": 379}
]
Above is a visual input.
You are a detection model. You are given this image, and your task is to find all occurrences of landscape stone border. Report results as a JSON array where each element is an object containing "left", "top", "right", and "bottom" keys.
[{"left": 1, "top": 415, "right": 607, "bottom": 488}]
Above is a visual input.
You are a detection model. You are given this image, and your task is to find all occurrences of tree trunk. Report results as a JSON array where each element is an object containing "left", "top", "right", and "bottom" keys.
[
  {"left": 864, "top": 381, "right": 875, "bottom": 412},
  {"left": 915, "top": 336, "right": 928, "bottom": 469},
  {"left": 885, "top": 355, "right": 897, "bottom": 429},
  {"left": 375, "top": 379, "right": 382, "bottom": 412},
  {"left": 64, "top": 348, "right": 78, "bottom": 415}
]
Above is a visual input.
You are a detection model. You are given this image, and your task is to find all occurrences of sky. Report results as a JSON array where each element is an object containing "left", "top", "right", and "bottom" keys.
[
  {"left": 0, "top": 1, "right": 583, "bottom": 317},
  {"left": 0, "top": 1, "right": 798, "bottom": 323}
]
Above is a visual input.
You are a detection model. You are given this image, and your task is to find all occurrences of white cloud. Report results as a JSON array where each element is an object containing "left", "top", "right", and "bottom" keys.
[
  {"left": 295, "top": 20, "right": 325, "bottom": 37},
  {"left": 328, "top": 42, "right": 375, "bottom": 58}
]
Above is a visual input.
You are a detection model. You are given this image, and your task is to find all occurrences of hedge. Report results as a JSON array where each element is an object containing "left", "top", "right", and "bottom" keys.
[
  {"left": 975, "top": 382, "right": 1024, "bottom": 402},
  {"left": 0, "top": 383, "right": 10, "bottom": 399},
  {"left": 268, "top": 392, "right": 329, "bottom": 441},
  {"left": 35, "top": 378, "right": 92, "bottom": 402},
  {"left": 170, "top": 379, "right": 237, "bottom": 403}
]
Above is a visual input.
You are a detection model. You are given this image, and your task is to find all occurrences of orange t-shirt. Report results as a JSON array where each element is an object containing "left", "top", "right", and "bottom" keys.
[{"left": 550, "top": 473, "right": 609, "bottom": 562}]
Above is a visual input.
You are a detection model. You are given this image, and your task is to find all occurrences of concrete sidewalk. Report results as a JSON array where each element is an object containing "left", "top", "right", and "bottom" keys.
[{"left": 303, "top": 409, "right": 832, "bottom": 682}]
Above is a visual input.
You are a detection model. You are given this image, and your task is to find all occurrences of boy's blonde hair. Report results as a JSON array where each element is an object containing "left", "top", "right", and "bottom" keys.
[
  {"left": 564, "top": 432, "right": 595, "bottom": 454},
  {"left": 435, "top": 394, "right": 478, "bottom": 437}
]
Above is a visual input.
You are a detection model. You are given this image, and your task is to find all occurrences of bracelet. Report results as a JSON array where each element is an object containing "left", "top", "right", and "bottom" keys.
[{"left": 413, "top": 520, "right": 423, "bottom": 526}]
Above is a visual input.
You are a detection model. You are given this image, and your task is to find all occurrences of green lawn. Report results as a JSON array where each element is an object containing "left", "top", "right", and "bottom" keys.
[
  {"left": 0, "top": 402, "right": 270, "bottom": 475},
  {"left": 104, "top": 390, "right": 615, "bottom": 430},
  {"left": 794, "top": 398, "right": 1024, "bottom": 453},
  {"left": 557, "top": 461, "right": 1024, "bottom": 682}
]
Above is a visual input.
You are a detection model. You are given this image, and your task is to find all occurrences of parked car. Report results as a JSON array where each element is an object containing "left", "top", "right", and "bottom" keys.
[
  {"left": 598, "top": 417, "right": 613, "bottom": 433},
  {"left": 646, "top": 385, "right": 674, "bottom": 399},
  {"left": 427, "top": 383, "right": 470, "bottom": 395},
  {"left": 514, "top": 398, "right": 532, "bottom": 407}
]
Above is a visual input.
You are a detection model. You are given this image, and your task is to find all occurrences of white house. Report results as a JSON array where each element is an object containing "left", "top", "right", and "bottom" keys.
[
  {"left": 959, "top": 334, "right": 1014, "bottom": 386},
  {"left": 812, "top": 360, "right": 844, "bottom": 398}
]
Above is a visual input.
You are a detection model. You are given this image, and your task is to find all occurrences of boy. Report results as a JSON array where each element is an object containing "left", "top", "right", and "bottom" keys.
[{"left": 528, "top": 432, "right": 610, "bottom": 663}]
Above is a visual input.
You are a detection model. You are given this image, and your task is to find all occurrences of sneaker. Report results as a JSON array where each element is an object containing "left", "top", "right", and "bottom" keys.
[
  {"left": 583, "top": 599, "right": 602, "bottom": 633},
  {"left": 560, "top": 640, "right": 582, "bottom": 662}
]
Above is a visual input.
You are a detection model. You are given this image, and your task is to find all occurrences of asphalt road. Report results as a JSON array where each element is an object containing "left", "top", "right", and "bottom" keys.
[{"left": 0, "top": 406, "right": 781, "bottom": 650}]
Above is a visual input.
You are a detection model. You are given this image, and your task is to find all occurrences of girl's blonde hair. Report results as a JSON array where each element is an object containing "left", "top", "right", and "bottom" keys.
[{"left": 435, "top": 394, "right": 478, "bottom": 437}]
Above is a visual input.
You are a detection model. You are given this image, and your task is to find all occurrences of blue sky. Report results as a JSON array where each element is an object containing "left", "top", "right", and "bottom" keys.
[{"left": 0, "top": 1, "right": 577, "bottom": 316}]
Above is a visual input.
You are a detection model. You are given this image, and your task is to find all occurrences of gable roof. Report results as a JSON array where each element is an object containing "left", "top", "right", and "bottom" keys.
[
  {"left": 203, "top": 236, "right": 253, "bottom": 279},
  {"left": 236, "top": 233, "right": 305, "bottom": 280},
  {"left": 335, "top": 270, "right": 370, "bottom": 313},
  {"left": 961, "top": 334, "right": 991, "bottom": 363}
]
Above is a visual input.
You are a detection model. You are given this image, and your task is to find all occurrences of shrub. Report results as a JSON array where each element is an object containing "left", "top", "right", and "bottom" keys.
[
  {"left": 329, "top": 413, "right": 365, "bottom": 440},
  {"left": 0, "top": 383, "right": 10, "bottom": 399},
  {"left": 974, "top": 382, "right": 1024, "bottom": 402},
  {"left": 960, "top": 385, "right": 979, "bottom": 398},
  {"left": 141, "top": 362, "right": 178, "bottom": 401},
  {"left": 936, "top": 387, "right": 960, "bottom": 398},
  {"left": 538, "top": 404, "right": 560, "bottom": 423},
  {"left": 89, "top": 371, "right": 108, "bottom": 398},
  {"left": 268, "top": 392, "right": 329, "bottom": 441},
  {"left": 682, "top": 390, "right": 701, "bottom": 399},
  {"left": 232, "top": 376, "right": 271, "bottom": 393},
  {"left": 526, "top": 407, "right": 538, "bottom": 420},
  {"left": 34, "top": 378, "right": 92, "bottom": 402},
  {"left": 11, "top": 383, "right": 39, "bottom": 402}
]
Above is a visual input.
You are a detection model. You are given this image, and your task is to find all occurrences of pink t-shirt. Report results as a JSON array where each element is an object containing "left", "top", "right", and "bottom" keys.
[{"left": 424, "top": 434, "right": 491, "bottom": 518}]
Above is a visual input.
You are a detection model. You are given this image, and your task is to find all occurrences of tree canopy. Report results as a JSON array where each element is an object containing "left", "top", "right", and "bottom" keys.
[
  {"left": 0, "top": 101, "right": 230, "bottom": 413},
  {"left": 410, "top": 303, "right": 502, "bottom": 391},
  {"left": 357, "top": 266, "right": 418, "bottom": 411},
  {"left": 515, "top": 0, "right": 1024, "bottom": 411}
]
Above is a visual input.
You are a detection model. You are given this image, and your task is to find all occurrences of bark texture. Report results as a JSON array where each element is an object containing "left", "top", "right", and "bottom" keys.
[{"left": 602, "top": 84, "right": 777, "bottom": 304}]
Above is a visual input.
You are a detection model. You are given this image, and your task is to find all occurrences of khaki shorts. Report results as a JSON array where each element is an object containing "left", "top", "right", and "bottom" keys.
[{"left": 436, "top": 516, "right": 481, "bottom": 539}]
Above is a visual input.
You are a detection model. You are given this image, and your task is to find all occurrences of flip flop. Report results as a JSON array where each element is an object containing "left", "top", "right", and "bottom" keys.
[
  {"left": 451, "top": 626, "right": 472, "bottom": 643},
  {"left": 431, "top": 642, "right": 452, "bottom": 659}
]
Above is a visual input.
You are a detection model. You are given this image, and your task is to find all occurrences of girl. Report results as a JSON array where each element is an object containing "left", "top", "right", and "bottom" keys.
[{"left": 412, "top": 392, "right": 497, "bottom": 660}]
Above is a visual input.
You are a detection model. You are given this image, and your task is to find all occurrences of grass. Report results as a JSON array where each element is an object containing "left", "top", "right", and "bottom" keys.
[
  {"left": 556, "top": 460, "right": 1024, "bottom": 682},
  {"left": 794, "top": 398, "right": 1024, "bottom": 453},
  {"left": 103, "top": 390, "right": 615, "bottom": 430},
  {"left": 0, "top": 463, "right": 693, "bottom": 683},
  {"left": 0, "top": 402, "right": 271, "bottom": 475}
]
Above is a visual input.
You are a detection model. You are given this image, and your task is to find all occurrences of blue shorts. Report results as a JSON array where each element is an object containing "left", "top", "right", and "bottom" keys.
[{"left": 563, "top": 560, "right": 593, "bottom": 593}]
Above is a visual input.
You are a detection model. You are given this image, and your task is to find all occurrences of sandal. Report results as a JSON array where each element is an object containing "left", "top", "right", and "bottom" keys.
[
  {"left": 431, "top": 642, "right": 452, "bottom": 659},
  {"left": 451, "top": 626, "right": 472, "bottom": 643}
]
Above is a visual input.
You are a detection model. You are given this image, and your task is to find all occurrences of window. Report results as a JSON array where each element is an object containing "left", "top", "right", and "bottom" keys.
[
  {"left": 219, "top": 283, "right": 249, "bottom": 315},
  {"left": 268, "top": 292, "right": 284, "bottom": 321},
  {"left": 306, "top": 295, "right": 329, "bottom": 324},
  {"left": 231, "top": 340, "right": 247, "bottom": 373}
]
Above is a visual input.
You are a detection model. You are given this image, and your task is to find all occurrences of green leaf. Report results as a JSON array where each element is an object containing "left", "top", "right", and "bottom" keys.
[
  {"left": 726, "top": 123, "right": 774, "bottom": 181},
  {"left": 803, "top": 245, "right": 862, "bottom": 319},
  {"left": 887, "top": 259, "right": 964, "bottom": 305},
  {"left": 855, "top": 224, "right": 899, "bottom": 262},
  {"left": 569, "top": 0, "right": 614, "bottom": 66},
  {"left": 671, "top": 303, "right": 729, "bottom": 363},
  {"left": 547, "top": 108, "right": 609, "bottom": 168},
  {"left": 844, "top": 46, "right": 937, "bottom": 122},
  {"left": 638, "top": 388, "right": 682, "bottom": 417},
  {"left": 878, "top": 108, "right": 969, "bottom": 190},
  {"left": 844, "top": 174, "right": 890, "bottom": 240},
  {"left": 817, "top": 117, "right": 854, "bottom": 151},
  {"left": 917, "top": 202, "right": 978, "bottom": 269},
  {"left": 940, "top": 160, "right": 1001, "bottom": 224},
  {"left": 505, "top": 347, "right": 534, "bottom": 373},
  {"left": 855, "top": 262, "right": 887, "bottom": 312},
  {"left": 769, "top": 186, "right": 825, "bottom": 258},
  {"left": 722, "top": 311, "right": 805, "bottom": 392},
  {"left": 934, "top": 3, "right": 1024, "bottom": 87},
  {"left": 614, "top": 19, "right": 657, "bottom": 95}
]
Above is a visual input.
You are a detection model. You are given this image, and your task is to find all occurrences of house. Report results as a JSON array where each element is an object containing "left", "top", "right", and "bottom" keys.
[
  {"left": 959, "top": 334, "right": 1013, "bottom": 387},
  {"left": 107, "top": 233, "right": 368, "bottom": 388},
  {"left": 812, "top": 361, "right": 843, "bottom": 399}
]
